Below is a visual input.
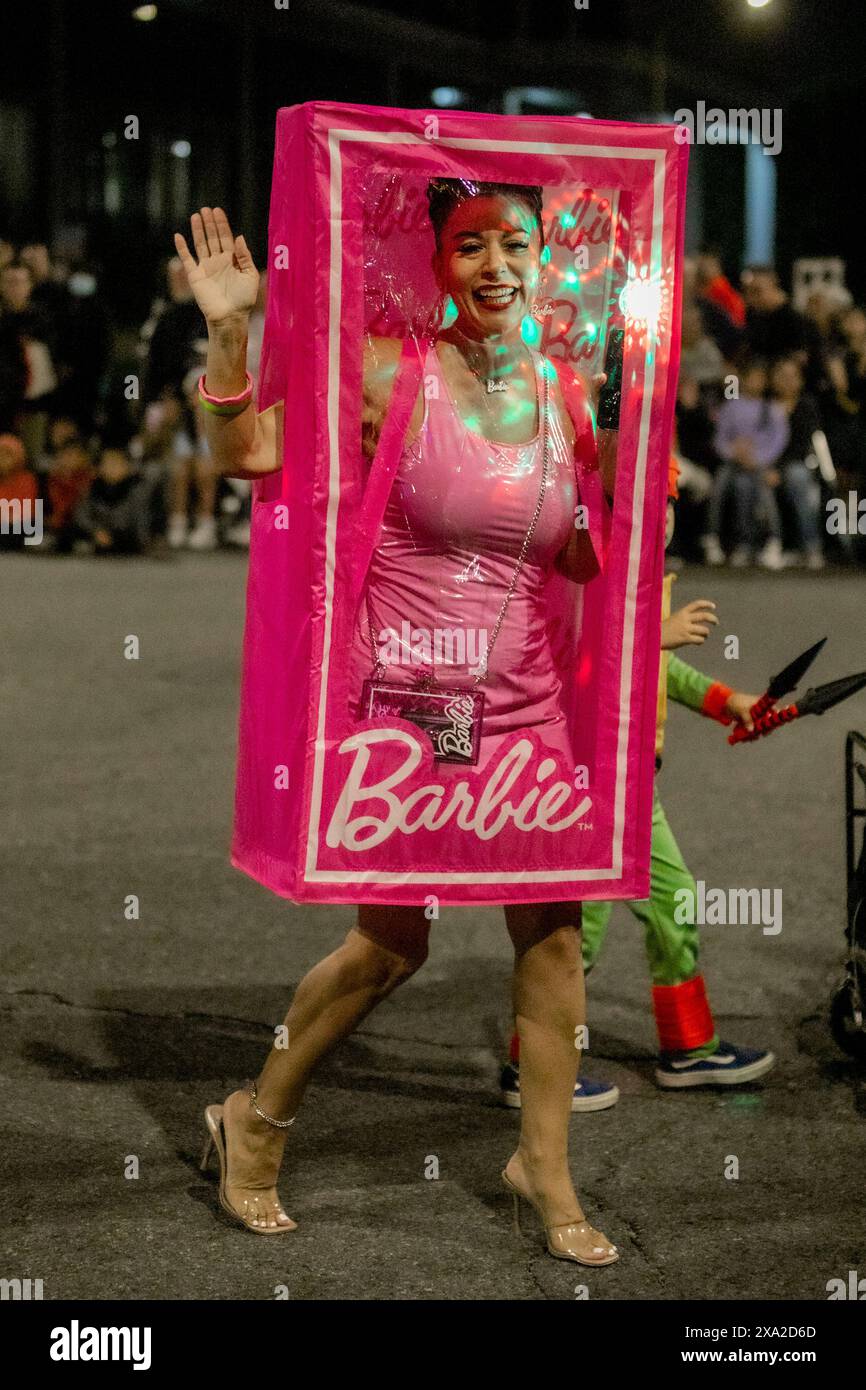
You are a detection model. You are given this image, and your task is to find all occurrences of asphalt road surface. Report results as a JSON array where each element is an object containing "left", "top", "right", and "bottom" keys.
[{"left": 2, "top": 551, "right": 864, "bottom": 1301}]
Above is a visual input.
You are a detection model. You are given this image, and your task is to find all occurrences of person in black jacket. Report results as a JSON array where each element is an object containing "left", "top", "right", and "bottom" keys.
[
  {"left": 141, "top": 256, "right": 206, "bottom": 403},
  {"left": 73, "top": 445, "right": 153, "bottom": 554},
  {"left": 0, "top": 313, "right": 27, "bottom": 433},
  {"left": 769, "top": 355, "right": 825, "bottom": 569},
  {"left": 743, "top": 266, "right": 823, "bottom": 390}
]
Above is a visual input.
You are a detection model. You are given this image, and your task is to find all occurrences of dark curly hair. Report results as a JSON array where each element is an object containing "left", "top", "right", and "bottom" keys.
[{"left": 426, "top": 179, "right": 545, "bottom": 251}]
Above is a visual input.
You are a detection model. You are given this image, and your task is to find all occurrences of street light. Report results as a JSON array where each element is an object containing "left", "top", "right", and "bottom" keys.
[{"left": 431, "top": 88, "right": 463, "bottom": 108}]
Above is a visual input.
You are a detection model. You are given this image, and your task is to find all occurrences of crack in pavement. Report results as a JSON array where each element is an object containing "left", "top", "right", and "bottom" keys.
[
  {"left": 0, "top": 987, "right": 495, "bottom": 1053},
  {"left": 621, "top": 1215, "right": 666, "bottom": 1294}
]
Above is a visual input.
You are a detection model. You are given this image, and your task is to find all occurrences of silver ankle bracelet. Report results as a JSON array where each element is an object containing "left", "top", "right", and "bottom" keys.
[{"left": 248, "top": 1080, "right": 296, "bottom": 1129}]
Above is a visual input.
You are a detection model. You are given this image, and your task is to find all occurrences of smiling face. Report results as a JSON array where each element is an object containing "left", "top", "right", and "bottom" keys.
[{"left": 433, "top": 194, "right": 542, "bottom": 340}]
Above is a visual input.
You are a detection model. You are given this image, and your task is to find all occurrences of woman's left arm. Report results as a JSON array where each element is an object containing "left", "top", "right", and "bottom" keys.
[
  {"left": 556, "top": 517, "right": 601, "bottom": 583},
  {"left": 553, "top": 363, "right": 614, "bottom": 583},
  {"left": 572, "top": 364, "right": 617, "bottom": 503},
  {"left": 596, "top": 428, "right": 618, "bottom": 503}
]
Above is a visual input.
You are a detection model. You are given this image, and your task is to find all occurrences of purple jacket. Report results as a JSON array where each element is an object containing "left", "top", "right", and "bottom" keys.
[{"left": 713, "top": 396, "right": 790, "bottom": 468}]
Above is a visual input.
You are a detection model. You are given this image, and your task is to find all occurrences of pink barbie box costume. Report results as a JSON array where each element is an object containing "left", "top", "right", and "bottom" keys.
[{"left": 230, "top": 101, "right": 689, "bottom": 906}]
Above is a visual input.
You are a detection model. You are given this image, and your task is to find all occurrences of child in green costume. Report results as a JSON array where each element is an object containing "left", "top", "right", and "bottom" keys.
[{"left": 502, "top": 460, "right": 776, "bottom": 1110}]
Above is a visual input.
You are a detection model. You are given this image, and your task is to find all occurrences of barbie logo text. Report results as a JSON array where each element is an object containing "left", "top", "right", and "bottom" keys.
[{"left": 326, "top": 729, "right": 593, "bottom": 851}]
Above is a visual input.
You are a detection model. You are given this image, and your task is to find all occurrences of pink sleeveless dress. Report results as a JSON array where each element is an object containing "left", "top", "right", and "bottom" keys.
[{"left": 347, "top": 343, "right": 579, "bottom": 771}]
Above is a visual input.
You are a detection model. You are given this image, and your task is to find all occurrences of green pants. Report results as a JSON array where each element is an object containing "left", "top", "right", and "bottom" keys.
[{"left": 582, "top": 785, "right": 719, "bottom": 1058}]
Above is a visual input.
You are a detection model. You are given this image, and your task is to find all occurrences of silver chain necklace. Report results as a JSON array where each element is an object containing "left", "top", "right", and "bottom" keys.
[{"left": 452, "top": 327, "right": 528, "bottom": 395}]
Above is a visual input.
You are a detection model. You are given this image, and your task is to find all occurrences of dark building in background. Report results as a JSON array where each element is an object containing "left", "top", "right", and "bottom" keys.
[{"left": 1, "top": 0, "right": 863, "bottom": 326}]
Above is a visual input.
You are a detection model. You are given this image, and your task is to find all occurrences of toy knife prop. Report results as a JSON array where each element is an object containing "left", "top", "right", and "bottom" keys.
[
  {"left": 746, "top": 636, "right": 827, "bottom": 726},
  {"left": 729, "top": 671, "right": 866, "bottom": 745}
]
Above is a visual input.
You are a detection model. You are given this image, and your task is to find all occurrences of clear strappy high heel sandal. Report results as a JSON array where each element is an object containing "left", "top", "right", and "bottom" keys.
[
  {"left": 502, "top": 1169, "right": 619, "bottom": 1266},
  {"left": 200, "top": 1082, "right": 297, "bottom": 1236}
]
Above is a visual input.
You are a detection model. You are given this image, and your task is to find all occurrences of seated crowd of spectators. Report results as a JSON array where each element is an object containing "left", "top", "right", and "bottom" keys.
[
  {"left": 672, "top": 252, "right": 866, "bottom": 569},
  {"left": 1, "top": 234, "right": 865, "bottom": 568},
  {"left": 0, "top": 236, "right": 262, "bottom": 555}
]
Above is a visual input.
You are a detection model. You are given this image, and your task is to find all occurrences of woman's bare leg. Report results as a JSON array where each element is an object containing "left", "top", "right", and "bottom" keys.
[
  {"left": 220, "top": 905, "right": 430, "bottom": 1228},
  {"left": 503, "top": 902, "right": 606, "bottom": 1231}
]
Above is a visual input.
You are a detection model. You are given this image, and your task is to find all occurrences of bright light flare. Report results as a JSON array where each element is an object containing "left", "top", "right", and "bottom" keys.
[{"left": 619, "top": 266, "right": 664, "bottom": 334}]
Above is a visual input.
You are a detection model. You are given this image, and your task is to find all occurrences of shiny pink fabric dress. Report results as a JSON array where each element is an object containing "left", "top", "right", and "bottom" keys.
[{"left": 348, "top": 343, "right": 580, "bottom": 771}]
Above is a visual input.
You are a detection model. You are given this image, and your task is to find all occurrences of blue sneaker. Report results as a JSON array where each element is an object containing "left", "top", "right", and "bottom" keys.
[
  {"left": 655, "top": 1040, "right": 776, "bottom": 1089},
  {"left": 500, "top": 1061, "right": 620, "bottom": 1112}
]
